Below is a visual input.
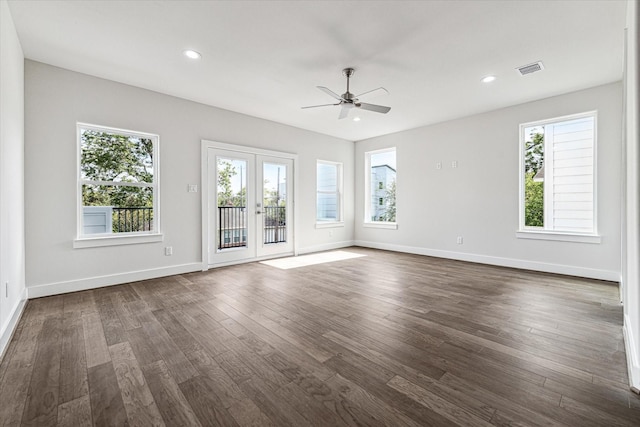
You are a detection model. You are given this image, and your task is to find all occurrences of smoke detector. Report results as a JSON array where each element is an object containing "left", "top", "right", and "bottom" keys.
[{"left": 516, "top": 61, "right": 544, "bottom": 76}]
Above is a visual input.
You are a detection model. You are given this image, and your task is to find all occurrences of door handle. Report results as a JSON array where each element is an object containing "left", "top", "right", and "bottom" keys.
[{"left": 257, "top": 211, "right": 262, "bottom": 214}]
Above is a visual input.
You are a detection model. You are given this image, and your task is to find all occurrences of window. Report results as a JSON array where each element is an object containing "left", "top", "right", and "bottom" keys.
[
  {"left": 316, "top": 160, "right": 343, "bottom": 225},
  {"left": 518, "top": 112, "right": 599, "bottom": 242},
  {"left": 75, "top": 123, "right": 160, "bottom": 248},
  {"left": 365, "top": 148, "right": 396, "bottom": 227}
]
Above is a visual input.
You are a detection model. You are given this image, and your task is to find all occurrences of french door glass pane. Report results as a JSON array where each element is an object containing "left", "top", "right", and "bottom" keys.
[
  {"left": 263, "top": 162, "right": 287, "bottom": 244},
  {"left": 217, "top": 157, "right": 247, "bottom": 249}
]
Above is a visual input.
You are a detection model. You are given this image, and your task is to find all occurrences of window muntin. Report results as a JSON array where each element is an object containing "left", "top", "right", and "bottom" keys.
[
  {"left": 316, "top": 161, "right": 343, "bottom": 223},
  {"left": 520, "top": 112, "right": 596, "bottom": 235},
  {"left": 78, "top": 123, "right": 159, "bottom": 238},
  {"left": 365, "top": 148, "right": 396, "bottom": 224}
]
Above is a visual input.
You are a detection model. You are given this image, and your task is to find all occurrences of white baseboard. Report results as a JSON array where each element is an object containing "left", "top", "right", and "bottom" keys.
[
  {"left": 297, "top": 240, "right": 355, "bottom": 255},
  {"left": 0, "top": 288, "right": 28, "bottom": 363},
  {"left": 354, "top": 240, "right": 620, "bottom": 282},
  {"left": 27, "top": 263, "right": 202, "bottom": 299},
  {"left": 624, "top": 315, "right": 640, "bottom": 394}
]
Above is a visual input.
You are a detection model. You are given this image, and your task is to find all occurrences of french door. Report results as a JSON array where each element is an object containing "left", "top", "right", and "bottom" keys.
[{"left": 205, "top": 145, "right": 294, "bottom": 266}]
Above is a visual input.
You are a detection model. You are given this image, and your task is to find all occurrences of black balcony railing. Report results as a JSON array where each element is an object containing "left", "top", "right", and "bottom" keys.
[
  {"left": 217, "top": 206, "right": 286, "bottom": 249},
  {"left": 264, "top": 206, "right": 286, "bottom": 244},
  {"left": 112, "top": 207, "right": 153, "bottom": 233},
  {"left": 218, "top": 206, "right": 247, "bottom": 249}
]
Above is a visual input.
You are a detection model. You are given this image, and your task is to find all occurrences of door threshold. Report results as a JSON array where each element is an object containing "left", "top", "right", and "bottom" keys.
[{"left": 207, "top": 252, "right": 295, "bottom": 269}]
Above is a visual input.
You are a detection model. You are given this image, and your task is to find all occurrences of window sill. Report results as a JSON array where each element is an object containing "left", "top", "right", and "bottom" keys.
[
  {"left": 516, "top": 230, "right": 601, "bottom": 244},
  {"left": 364, "top": 222, "right": 398, "bottom": 230},
  {"left": 74, "top": 233, "right": 164, "bottom": 248},
  {"left": 315, "top": 221, "right": 344, "bottom": 229}
]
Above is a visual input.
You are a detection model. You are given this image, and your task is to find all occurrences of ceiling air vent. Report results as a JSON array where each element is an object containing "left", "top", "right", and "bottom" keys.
[{"left": 516, "top": 61, "right": 544, "bottom": 76}]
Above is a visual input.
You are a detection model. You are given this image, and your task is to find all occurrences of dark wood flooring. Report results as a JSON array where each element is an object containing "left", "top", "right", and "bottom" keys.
[{"left": 1, "top": 247, "right": 639, "bottom": 426}]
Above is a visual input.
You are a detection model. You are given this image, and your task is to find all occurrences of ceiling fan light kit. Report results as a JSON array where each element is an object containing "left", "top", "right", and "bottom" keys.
[{"left": 302, "top": 68, "right": 391, "bottom": 120}]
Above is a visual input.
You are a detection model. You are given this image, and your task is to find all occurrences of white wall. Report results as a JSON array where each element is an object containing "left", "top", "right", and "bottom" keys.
[
  {"left": 622, "top": 0, "right": 640, "bottom": 393},
  {"left": 24, "top": 61, "right": 354, "bottom": 297},
  {"left": 355, "top": 83, "right": 622, "bottom": 281},
  {"left": 0, "top": 0, "right": 27, "bottom": 358}
]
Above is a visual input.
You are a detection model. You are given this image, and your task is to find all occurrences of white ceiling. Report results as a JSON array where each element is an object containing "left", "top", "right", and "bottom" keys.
[{"left": 7, "top": 0, "right": 627, "bottom": 141}]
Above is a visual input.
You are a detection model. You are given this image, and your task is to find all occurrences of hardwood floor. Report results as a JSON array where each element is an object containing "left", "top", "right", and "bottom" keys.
[{"left": 1, "top": 247, "right": 639, "bottom": 426}]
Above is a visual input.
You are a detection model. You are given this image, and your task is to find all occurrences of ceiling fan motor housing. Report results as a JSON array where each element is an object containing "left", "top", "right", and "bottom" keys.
[{"left": 342, "top": 68, "right": 356, "bottom": 100}]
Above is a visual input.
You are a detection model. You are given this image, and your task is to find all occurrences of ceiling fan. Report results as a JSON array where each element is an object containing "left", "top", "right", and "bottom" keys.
[{"left": 302, "top": 68, "right": 391, "bottom": 119}]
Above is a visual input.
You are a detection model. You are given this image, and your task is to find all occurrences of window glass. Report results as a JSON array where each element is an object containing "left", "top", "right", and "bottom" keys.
[
  {"left": 79, "top": 124, "right": 158, "bottom": 237},
  {"left": 521, "top": 113, "right": 595, "bottom": 233},
  {"left": 367, "top": 148, "right": 396, "bottom": 223},
  {"left": 317, "top": 161, "right": 342, "bottom": 222}
]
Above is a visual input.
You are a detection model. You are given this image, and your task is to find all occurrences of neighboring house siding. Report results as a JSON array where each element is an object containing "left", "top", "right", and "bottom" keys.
[{"left": 548, "top": 116, "right": 595, "bottom": 232}]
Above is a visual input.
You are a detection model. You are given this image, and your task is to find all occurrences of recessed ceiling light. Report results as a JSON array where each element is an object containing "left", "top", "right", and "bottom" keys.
[
  {"left": 183, "top": 49, "right": 201, "bottom": 60},
  {"left": 353, "top": 117, "right": 361, "bottom": 122},
  {"left": 481, "top": 75, "right": 496, "bottom": 83}
]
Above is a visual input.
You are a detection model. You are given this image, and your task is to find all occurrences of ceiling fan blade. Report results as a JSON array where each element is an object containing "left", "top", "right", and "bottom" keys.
[
  {"left": 357, "top": 102, "right": 391, "bottom": 114},
  {"left": 301, "top": 103, "right": 340, "bottom": 109},
  {"left": 354, "top": 87, "right": 388, "bottom": 101},
  {"left": 338, "top": 105, "right": 350, "bottom": 120},
  {"left": 317, "top": 86, "right": 343, "bottom": 101}
]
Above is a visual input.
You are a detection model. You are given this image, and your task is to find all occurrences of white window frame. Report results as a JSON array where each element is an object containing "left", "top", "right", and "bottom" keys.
[
  {"left": 74, "top": 123, "right": 162, "bottom": 248},
  {"left": 517, "top": 111, "right": 600, "bottom": 244},
  {"left": 364, "top": 147, "right": 397, "bottom": 229},
  {"left": 315, "top": 160, "right": 344, "bottom": 228}
]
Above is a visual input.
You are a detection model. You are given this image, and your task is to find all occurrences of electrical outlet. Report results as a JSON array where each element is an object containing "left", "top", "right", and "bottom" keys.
[
  {"left": 436, "top": 162, "right": 442, "bottom": 170},
  {"left": 456, "top": 236, "right": 463, "bottom": 244},
  {"left": 452, "top": 160, "right": 458, "bottom": 168},
  {"left": 165, "top": 246, "right": 173, "bottom": 256},
  {"left": 188, "top": 184, "right": 198, "bottom": 193}
]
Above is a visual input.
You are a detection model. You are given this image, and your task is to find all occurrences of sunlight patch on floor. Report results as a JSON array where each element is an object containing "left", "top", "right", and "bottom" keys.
[{"left": 260, "top": 250, "right": 366, "bottom": 270}]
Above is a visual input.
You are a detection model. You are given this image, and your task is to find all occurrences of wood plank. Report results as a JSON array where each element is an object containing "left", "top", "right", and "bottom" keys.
[
  {"left": 137, "top": 310, "right": 197, "bottom": 384},
  {"left": 21, "top": 317, "right": 62, "bottom": 427},
  {"left": 186, "top": 349, "right": 246, "bottom": 409},
  {"left": 227, "top": 398, "right": 275, "bottom": 427},
  {"left": 94, "top": 290, "right": 127, "bottom": 346},
  {"left": 57, "top": 395, "right": 92, "bottom": 427},
  {"left": 559, "top": 394, "right": 636, "bottom": 427},
  {"left": 207, "top": 298, "right": 335, "bottom": 381},
  {"left": 22, "top": 295, "right": 64, "bottom": 321},
  {"left": 387, "top": 375, "right": 494, "bottom": 427},
  {"left": 322, "top": 330, "right": 497, "bottom": 422},
  {"left": 237, "top": 377, "right": 312, "bottom": 427},
  {"left": 0, "top": 318, "right": 44, "bottom": 426},
  {"left": 62, "top": 291, "right": 97, "bottom": 316},
  {"left": 274, "top": 381, "right": 343, "bottom": 427},
  {"left": 130, "top": 281, "right": 165, "bottom": 311},
  {"left": 126, "top": 327, "right": 162, "bottom": 367},
  {"left": 110, "top": 292, "right": 141, "bottom": 330},
  {"left": 82, "top": 312, "right": 111, "bottom": 368},
  {"left": 142, "top": 360, "right": 202, "bottom": 427},
  {"left": 152, "top": 308, "right": 203, "bottom": 355},
  {"left": 324, "top": 353, "right": 457, "bottom": 426},
  {"left": 87, "top": 362, "right": 128, "bottom": 427},
  {"left": 59, "top": 312, "right": 88, "bottom": 404},
  {"left": 178, "top": 375, "right": 240, "bottom": 427},
  {"left": 324, "top": 373, "right": 423, "bottom": 427},
  {"left": 109, "top": 341, "right": 164, "bottom": 426}
]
